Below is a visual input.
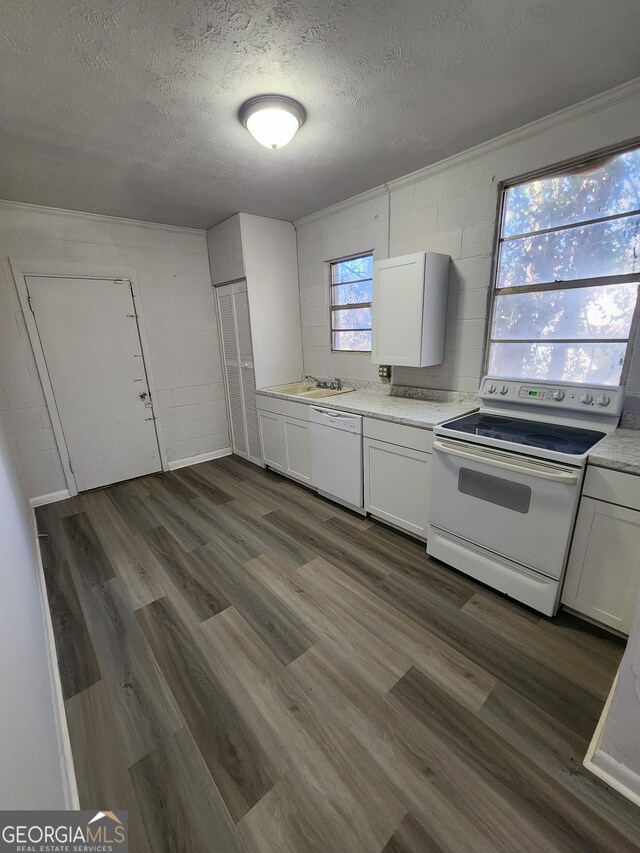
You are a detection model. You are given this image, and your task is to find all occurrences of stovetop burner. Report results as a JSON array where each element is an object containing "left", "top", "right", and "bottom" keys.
[
  {"left": 524, "top": 433, "right": 570, "bottom": 449},
  {"left": 477, "top": 415, "right": 511, "bottom": 425},
  {"left": 441, "top": 412, "right": 606, "bottom": 455}
]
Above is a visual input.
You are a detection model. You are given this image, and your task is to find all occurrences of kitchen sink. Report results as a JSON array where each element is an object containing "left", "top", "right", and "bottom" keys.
[
  {"left": 267, "top": 381, "right": 354, "bottom": 399},
  {"left": 299, "top": 388, "right": 354, "bottom": 399}
]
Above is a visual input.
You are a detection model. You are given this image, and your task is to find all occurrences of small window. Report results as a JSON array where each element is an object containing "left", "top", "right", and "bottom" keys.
[
  {"left": 330, "top": 253, "right": 373, "bottom": 352},
  {"left": 487, "top": 145, "right": 640, "bottom": 386}
]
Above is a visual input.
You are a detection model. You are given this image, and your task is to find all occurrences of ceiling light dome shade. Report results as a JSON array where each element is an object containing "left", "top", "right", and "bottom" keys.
[{"left": 239, "top": 95, "right": 305, "bottom": 149}]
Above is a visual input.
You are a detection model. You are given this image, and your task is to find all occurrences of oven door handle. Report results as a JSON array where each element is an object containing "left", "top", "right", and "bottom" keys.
[{"left": 433, "top": 438, "right": 580, "bottom": 484}]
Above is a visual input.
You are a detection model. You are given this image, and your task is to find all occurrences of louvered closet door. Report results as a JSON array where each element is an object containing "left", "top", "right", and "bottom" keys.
[
  {"left": 233, "top": 287, "right": 262, "bottom": 464},
  {"left": 216, "top": 281, "right": 263, "bottom": 466}
]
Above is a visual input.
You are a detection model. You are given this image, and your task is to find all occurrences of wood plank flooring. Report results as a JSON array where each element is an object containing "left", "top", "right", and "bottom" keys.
[{"left": 36, "top": 455, "right": 640, "bottom": 852}]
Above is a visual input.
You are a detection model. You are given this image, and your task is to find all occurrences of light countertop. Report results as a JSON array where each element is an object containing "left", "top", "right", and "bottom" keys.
[
  {"left": 256, "top": 386, "right": 478, "bottom": 430},
  {"left": 257, "top": 384, "right": 640, "bottom": 476},
  {"left": 588, "top": 428, "right": 640, "bottom": 478}
]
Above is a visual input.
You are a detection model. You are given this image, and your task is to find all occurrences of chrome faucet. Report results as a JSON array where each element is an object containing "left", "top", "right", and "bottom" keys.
[{"left": 305, "top": 375, "right": 342, "bottom": 391}]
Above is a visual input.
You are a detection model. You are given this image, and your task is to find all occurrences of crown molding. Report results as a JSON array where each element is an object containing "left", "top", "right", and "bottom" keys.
[
  {"left": 294, "top": 76, "right": 640, "bottom": 227},
  {"left": 293, "top": 184, "right": 388, "bottom": 228},
  {"left": 5, "top": 77, "right": 640, "bottom": 236},
  {"left": 0, "top": 199, "right": 207, "bottom": 235},
  {"left": 387, "top": 77, "right": 640, "bottom": 192}
]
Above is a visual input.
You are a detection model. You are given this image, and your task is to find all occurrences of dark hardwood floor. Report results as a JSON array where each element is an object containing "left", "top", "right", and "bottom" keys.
[{"left": 36, "top": 455, "right": 640, "bottom": 852}]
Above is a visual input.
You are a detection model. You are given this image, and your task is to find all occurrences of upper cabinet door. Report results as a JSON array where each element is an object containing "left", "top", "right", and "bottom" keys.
[
  {"left": 372, "top": 253, "right": 425, "bottom": 367},
  {"left": 372, "top": 251, "right": 449, "bottom": 367}
]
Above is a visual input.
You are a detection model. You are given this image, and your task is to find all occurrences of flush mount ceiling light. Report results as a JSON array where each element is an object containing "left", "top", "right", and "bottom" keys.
[{"left": 239, "top": 95, "right": 305, "bottom": 149}]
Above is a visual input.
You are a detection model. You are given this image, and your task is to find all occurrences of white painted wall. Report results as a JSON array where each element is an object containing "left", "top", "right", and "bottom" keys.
[
  {"left": 295, "top": 79, "right": 640, "bottom": 404},
  {"left": 0, "top": 202, "right": 230, "bottom": 500},
  {"left": 0, "top": 408, "right": 68, "bottom": 808},
  {"left": 296, "top": 193, "right": 389, "bottom": 382}
]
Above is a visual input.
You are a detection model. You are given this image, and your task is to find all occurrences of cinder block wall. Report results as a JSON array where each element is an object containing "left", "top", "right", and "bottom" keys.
[
  {"left": 0, "top": 205, "right": 229, "bottom": 500},
  {"left": 295, "top": 81, "right": 640, "bottom": 402}
]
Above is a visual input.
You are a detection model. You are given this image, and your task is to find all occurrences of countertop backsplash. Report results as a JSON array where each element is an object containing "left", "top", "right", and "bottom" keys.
[
  {"left": 317, "top": 376, "right": 640, "bottom": 427},
  {"left": 304, "top": 376, "right": 477, "bottom": 404},
  {"left": 621, "top": 411, "right": 640, "bottom": 430},
  {"left": 299, "top": 376, "right": 640, "bottom": 439}
]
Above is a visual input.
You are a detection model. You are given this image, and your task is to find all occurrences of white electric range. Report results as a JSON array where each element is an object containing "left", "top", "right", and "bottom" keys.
[{"left": 427, "top": 376, "right": 625, "bottom": 616}]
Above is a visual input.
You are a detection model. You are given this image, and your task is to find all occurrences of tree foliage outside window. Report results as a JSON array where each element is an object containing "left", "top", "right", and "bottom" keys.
[
  {"left": 330, "top": 253, "right": 373, "bottom": 352},
  {"left": 488, "top": 146, "right": 640, "bottom": 385}
]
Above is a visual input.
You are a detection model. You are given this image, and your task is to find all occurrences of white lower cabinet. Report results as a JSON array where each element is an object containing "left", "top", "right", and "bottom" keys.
[
  {"left": 256, "top": 401, "right": 435, "bottom": 536},
  {"left": 363, "top": 418, "right": 432, "bottom": 539},
  {"left": 257, "top": 397, "right": 311, "bottom": 485},
  {"left": 563, "top": 467, "right": 640, "bottom": 635},
  {"left": 257, "top": 410, "right": 285, "bottom": 472},
  {"left": 282, "top": 416, "right": 312, "bottom": 484}
]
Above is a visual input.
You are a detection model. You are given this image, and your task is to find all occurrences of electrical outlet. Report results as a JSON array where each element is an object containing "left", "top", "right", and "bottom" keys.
[{"left": 378, "top": 364, "right": 391, "bottom": 379}]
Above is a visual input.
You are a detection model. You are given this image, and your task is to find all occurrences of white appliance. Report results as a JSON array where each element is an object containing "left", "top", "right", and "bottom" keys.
[
  {"left": 310, "top": 407, "right": 364, "bottom": 513},
  {"left": 427, "top": 376, "right": 624, "bottom": 616}
]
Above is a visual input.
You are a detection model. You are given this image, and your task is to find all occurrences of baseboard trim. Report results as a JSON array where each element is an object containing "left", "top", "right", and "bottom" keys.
[
  {"left": 585, "top": 753, "right": 640, "bottom": 809},
  {"left": 583, "top": 671, "right": 640, "bottom": 808},
  {"left": 167, "top": 447, "right": 232, "bottom": 471},
  {"left": 584, "top": 671, "right": 617, "bottom": 766},
  {"left": 29, "top": 489, "right": 71, "bottom": 508},
  {"left": 562, "top": 606, "right": 627, "bottom": 639},
  {"left": 29, "top": 509, "right": 79, "bottom": 810}
]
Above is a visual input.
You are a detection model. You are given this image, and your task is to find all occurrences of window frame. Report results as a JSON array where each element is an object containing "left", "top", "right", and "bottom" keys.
[
  {"left": 484, "top": 140, "right": 640, "bottom": 387},
  {"left": 328, "top": 251, "right": 374, "bottom": 353}
]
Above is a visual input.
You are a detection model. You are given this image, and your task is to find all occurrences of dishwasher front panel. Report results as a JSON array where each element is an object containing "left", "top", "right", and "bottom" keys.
[{"left": 310, "top": 408, "right": 363, "bottom": 509}]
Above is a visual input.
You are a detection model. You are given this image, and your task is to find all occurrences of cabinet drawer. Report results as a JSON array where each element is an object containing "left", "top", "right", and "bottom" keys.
[
  {"left": 363, "top": 417, "right": 432, "bottom": 452},
  {"left": 256, "top": 395, "right": 310, "bottom": 421},
  {"left": 583, "top": 465, "right": 640, "bottom": 512}
]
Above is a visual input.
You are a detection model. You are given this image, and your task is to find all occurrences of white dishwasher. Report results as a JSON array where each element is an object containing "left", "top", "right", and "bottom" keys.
[{"left": 309, "top": 407, "right": 364, "bottom": 513}]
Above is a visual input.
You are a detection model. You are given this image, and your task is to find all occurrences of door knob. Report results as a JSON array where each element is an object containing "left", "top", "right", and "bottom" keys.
[{"left": 139, "top": 391, "right": 148, "bottom": 399}]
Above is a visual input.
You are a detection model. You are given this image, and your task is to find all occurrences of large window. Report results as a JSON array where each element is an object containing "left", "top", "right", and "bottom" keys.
[
  {"left": 330, "top": 253, "right": 373, "bottom": 352},
  {"left": 488, "top": 146, "right": 640, "bottom": 386}
]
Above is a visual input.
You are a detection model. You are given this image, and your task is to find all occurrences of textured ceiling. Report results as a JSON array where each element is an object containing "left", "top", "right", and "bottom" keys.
[{"left": 1, "top": 0, "right": 639, "bottom": 229}]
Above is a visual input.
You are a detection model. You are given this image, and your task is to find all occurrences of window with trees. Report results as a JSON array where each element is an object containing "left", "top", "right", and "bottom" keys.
[
  {"left": 488, "top": 145, "right": 640, "bottom": 386},
  {"left": 330, "top": 253, "right": 373, "bottom": 352}
]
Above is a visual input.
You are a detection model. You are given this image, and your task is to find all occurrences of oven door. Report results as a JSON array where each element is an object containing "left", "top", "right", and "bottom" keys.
[{"left": 429, "top": 437, "right": 582, "bottom": 579}]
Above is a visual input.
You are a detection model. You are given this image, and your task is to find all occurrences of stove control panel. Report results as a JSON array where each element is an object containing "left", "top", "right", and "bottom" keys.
[{"left": 480, "top": 377, "right": 625, "bottom": 417}]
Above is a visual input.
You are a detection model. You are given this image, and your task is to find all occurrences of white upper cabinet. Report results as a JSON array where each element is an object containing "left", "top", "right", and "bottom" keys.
[
  {"left": 207, "top": 213, "right": 303, "bottom": 389},
  {"left": 371, "top": 251, "right": 449, "bottom": 367}
]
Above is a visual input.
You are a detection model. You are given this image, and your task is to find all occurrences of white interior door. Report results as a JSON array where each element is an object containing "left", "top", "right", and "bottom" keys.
[{"left": 26, "top": 276, "right": 161, "bottom": 492}]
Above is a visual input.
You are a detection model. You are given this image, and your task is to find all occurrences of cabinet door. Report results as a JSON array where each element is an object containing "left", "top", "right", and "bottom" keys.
[
  {"left": 258, "top": 411, "right": 285, "bottom": 472},
  {"left": 562, "top": 497, "right": 640, "bottom": 635},
  {"left": 364, "top": 437, "right": 431, "bottom": 538},
  {"left": 283, "top": 416, "right": 312, "bottom": 484},
  {"left": 372, "top": 253, "right": 425, "bottom": 367},
  {"left": 216, "top": 281, "right": 263, "bottom": 466},
  {"left": 233, "top": 287, "right": 262, "bottom": 465}
]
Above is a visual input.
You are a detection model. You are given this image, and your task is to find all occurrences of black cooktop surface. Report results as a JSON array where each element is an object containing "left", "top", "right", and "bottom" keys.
[{"left": 441, "top": 412, "right": 606, "bottom": 455}]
